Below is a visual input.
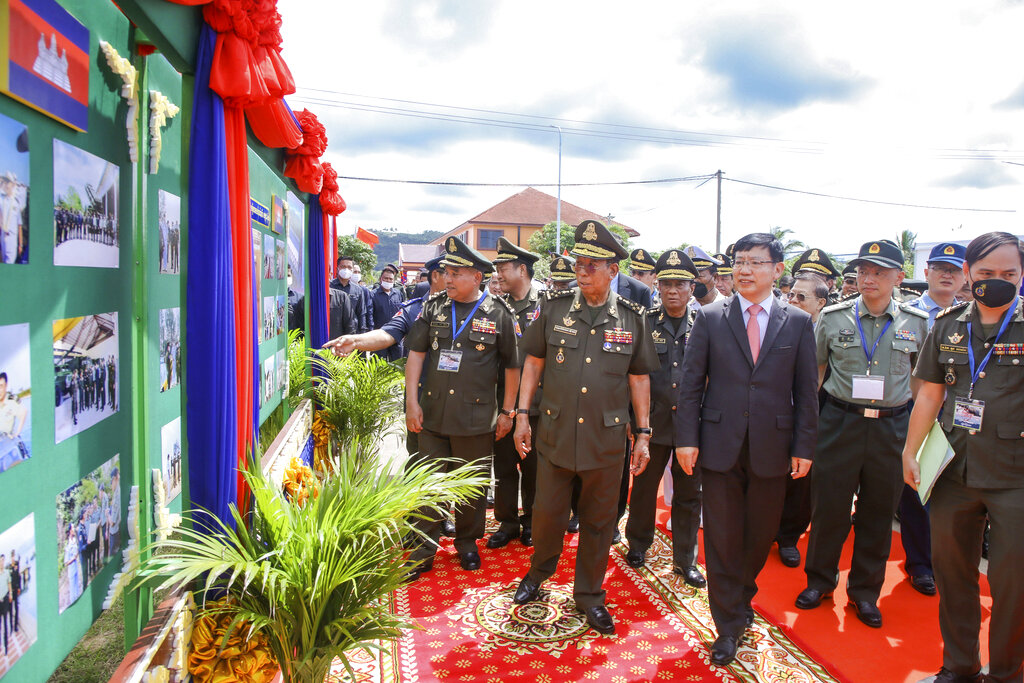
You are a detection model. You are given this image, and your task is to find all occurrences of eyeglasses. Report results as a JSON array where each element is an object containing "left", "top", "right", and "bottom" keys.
[
  {"left": 733, "top": 259, "right": 775, "bottom": 269},
  {"left": 574, "top": 262, "right": 610, "bottom": 274},
  {"left": 787, "top": 292, "right": 807, "bottom": 302}
]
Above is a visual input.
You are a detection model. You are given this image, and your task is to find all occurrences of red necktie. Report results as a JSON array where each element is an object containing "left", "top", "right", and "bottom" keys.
[{"left": 747, "top": 303, "right": 762, "bottom": 363}]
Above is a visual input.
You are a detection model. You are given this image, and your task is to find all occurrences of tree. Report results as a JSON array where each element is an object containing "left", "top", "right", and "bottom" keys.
[
  {"left": 528, "top": 221, "right": 634, "bottom": 278},
  {"left": 770, "top": 226, "right": 806, "bottom": 256},
  {"left": 895, "top": 229, "right": 917, "bottom": 277},
  {"left": 336, "top": 235, "right": 377, "bottom": 279}
]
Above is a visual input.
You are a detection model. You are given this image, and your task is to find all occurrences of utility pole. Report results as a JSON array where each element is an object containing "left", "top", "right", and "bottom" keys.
[
  {"left": 715, "top": 169, "right": 723, "bottom": 253},
  {"left": 551, "top": 125, "right": 563, "bottom": 253}
]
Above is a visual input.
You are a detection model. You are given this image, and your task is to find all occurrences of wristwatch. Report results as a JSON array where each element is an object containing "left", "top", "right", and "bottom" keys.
[
  {"left": 634, "top": 427, "right": 652, "bottom": 436},
  {"left": 500, "top": 408, "right": 516, "bottom": 418},
  {"left": 516, "top": 408, "right": 530, "bottom": 415}
]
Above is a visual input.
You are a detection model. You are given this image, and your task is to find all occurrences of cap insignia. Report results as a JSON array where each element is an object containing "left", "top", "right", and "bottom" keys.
[
  {"left": 582, "top": 222, "right": 598, "bottom": 241},
  {"left": 555, "top": 260, "right": 566, "bottom": 270},
  {"left": 944, "top": 245, "right": 955, "bottom": 255},
  {"left": 667, "top": 251, "right": 681, "bottom": 266},
  {"left": 685, "top": 246, "right": 696, "bottom": 257},
  {"left": 809, "top": 249, "right": 820, "bottom": 262},
  {"left": 448, "top": 238, "right": 457, "bottom": 252},
  {"left": 869, "top": 243, "right": 881, "bottom": 254}
]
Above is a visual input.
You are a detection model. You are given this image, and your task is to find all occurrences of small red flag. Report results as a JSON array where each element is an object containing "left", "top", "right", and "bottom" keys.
[
  {"left": 562, "top": 248, "right": 569, "bottom": 256},
  {"left": 356, "top": 226, "right": 379, "bottom": 247}
]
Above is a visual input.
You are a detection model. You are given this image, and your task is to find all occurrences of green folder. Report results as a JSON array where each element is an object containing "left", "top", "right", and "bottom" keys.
[{"left": 916, "top": 421, "right": 956, "bottom": 504}]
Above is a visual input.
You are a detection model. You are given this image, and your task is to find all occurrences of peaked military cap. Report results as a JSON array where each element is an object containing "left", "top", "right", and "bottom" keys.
[
  {"left": 424, "top": 254, "right": 445, "bottom": 273},
  {"left": 492, "top": 236, "right": 540, "bottom": 265},
  {"left": 842, "top": 262, "right": 857, "bottom": 278},
  {"left": 683, "top": 245, "right": 722, "bottom": 270},
  {"left": 629, "top": 248, "right": 657, "bottom": 272},
  {"left": 570, "top": 219, "right": 628, "bottom": 261},
  {"left": 442, "top": 235, "right": 493, "bottom": 274},
  {"left": 926, "top": 242, "right": 966, "bottom": 268},
  {"left": 725, "top": 243, "right": 736, "bottom": 259},
  {"left": 656, "top": 249, "right": 698, "bottom": 281},
  {"left": 549, "top": 254, "right": 576, "bottom": 281},
  {"left": 793, "top": 248, "right": 841, "bottom": 278},
  {"left": 849, "top": 239, "right": 905, "bottom": 270},
  {"left": 714, "top": 252, "right": 733, "bottom": 276}
]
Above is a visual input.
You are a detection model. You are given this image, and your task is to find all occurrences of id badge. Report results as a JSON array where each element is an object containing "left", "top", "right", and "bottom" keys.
[
  {"left": 851, "top": 374, "right": 885, "bottom": 401},
  {"left": 437, "top": 349, "right": 463, "bottom": 373},
  {"left": 952, "top": 396, "right": 984, "bottom": 432}
]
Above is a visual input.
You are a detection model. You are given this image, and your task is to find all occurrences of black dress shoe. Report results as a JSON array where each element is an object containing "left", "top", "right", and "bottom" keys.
[
  {"left": 404, "top": 559, "right": 433, "bottom": 583},
  {"left": 795, "top": 587, "right": 831, "bottom": 609},
  {"left": 612, "top": 529, "right": 622, "bottom": 545},
  {"left": 625, "top": 548, "right": 646, "bottom": 568},
  {"left": 567, "top": 514, "right": 580, "bottom": 534},
  {"left": 745, "top": 606, "right": 756, "bottom": 629},
  {"left": 909, "top": 574, "right": 937, "bottom": 596},
  {"left": 778, "top": 545, "right": 801, "bottom": 568},
  {"left": 512, "top": 576, "right": 541, "bottom": 604},
  {"left": 520, "top": 528, "right": 533, "bottom": 547},
  {"left": 583, "top": 605, "right": 615, "bottom": 634},
  {"left": 486, "top": 530, "right": 516, "bottom": 549},
  {"left": 710, "top": 635, "right": 738, "bottom": 666},
  {"left": 459, "top": 551, "right": 481, "bottom": 571},
  {"left": 673, "top": 564, "right": 707, "bottom": 588},
  {"left": 441, "top": 518, "right": 456, "bottom": 537},
  {"left": 933, "top": 667, "right": 987, "bottom": 683},
  {"left": 850, "top": 600, "right": 882, "bottom": 628}
]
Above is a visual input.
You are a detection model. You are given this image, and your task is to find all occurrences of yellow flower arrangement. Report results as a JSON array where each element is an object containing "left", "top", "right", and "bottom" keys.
[
  {"left": 188, "top": 600, "right": 277, "bottom": 683},
  {"left": 281, "top": 457, "right": 319, "bottom": 507}
]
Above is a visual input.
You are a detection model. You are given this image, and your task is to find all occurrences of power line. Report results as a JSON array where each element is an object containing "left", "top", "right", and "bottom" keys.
[
  {"left": 724, "top": 177, "right": 1016, "bottom": 213},
  {"left": 335, "top": 174, "right": 714, "bottom": 188}
]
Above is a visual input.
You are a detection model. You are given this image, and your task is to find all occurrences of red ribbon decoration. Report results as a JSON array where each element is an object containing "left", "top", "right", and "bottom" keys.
[
  {"left": 319, "top": 162, "right": 346, "bottom": 216},
  {"left": 284, "top": 109, "right": 327, "bottom": 193}
]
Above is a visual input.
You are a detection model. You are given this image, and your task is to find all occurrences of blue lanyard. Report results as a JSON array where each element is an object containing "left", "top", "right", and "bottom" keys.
[
  {"left": 966, "top": 299, "right": 1018, "bottom": 398},
  {"left": 854, "top": 300, "right": 893, "bottom": 376},
  {"left": 451, "top": 292, "right": 487, "bottom": 344}
]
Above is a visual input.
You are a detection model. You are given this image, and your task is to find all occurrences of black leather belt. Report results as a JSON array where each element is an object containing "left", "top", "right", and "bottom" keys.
[{"left": 827, "top": 394, "right": 909, "bottom": 419}]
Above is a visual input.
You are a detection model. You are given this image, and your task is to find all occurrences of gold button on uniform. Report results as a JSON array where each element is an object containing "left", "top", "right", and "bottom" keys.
[
  {"left": 585, "top": 357, "right": 592, "bottom": 363},
  {"left": 578, "top": 417, "right": 584, "bottom": 424},
  {"left": 546, "top": 409, "right": 552, "bottom": 415},
  {"left": 614, "top": 417, "right": 620, "bottom": 423},
  {"left": 673, "top": 361, "right": 679, "bottom": 367},
  {"left": 671, "top": 405, "right": 677, "bottom": 411},
  {"left": 591, "top": 329, "right": 596, "bottom": 335},
  {"left": 449, "top": 389, "right": 455, "bottom": 395},
  {"left": 581, "top": 387, "right": 588, "bottom": 394},
  {"left": 456, "top": 343, "right": 461, "bottom": 348}
]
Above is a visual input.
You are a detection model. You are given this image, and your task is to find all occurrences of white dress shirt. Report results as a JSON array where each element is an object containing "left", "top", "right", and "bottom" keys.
[{"left": 736, "top": 291, "right": 774, "bottom": 347}]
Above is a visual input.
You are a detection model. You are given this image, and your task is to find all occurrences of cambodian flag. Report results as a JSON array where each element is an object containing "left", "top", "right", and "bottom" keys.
[{"left": 3, "top": 0, "right": 89, "bottom": 131}]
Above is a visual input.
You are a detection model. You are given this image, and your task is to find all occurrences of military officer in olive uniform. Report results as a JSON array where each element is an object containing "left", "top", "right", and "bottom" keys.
[
  {"left": 549, "top": 254, "right": 576, "bottom": 290},
  {"left": 511, "top": 220, "right": 659, "bottom": 635},
  {"left": 488, "top": 238, "right": 543, "bottom": 549},
  {"left": 797, "top": 239, "right": 929, "bottom": 628},
  {"left": 792, "top": 247, "right": 842, "bottom": 303},
  {"left": 405, "top": 236, "right": 522, "bottom": 578},
  {"left": 903, "top": 232, "right": 1024, "bottom": 683},
  {"left": 623, "top": 249, "right": 706, "bottom": 588}
]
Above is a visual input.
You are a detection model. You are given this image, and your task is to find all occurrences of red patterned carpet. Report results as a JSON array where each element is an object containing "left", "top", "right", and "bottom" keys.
[{"left": 329, "top": 515, "right": 845, "bottom": 683}]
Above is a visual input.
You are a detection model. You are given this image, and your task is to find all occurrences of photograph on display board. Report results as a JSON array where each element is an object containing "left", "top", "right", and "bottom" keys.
[
  {"left": 1, "top": 0, "right": 90, "bottom": 132},
  {"left": 275, "top": 294, "right": 286, "bottom": 337},
  {"left": 0, "top": 324, "right": 31, "bottom": 474},
  {"left": 160, "top": 417, "right": 182, "bottom": 502},
  {"left": 0, "top": 112, "right": 29, "bottom": 265},
  {"left": 275, "top": 239, "right": 286, "bottom": 280},
  {"left": 0, "top": 513, "right": 38, "bottom": 680},
  {"left": 262, "top": 355, "right": 275, "bottom": 407},
  {"left": 55, "top": 454, "right": 121, "bottom": 614},
  {"left": 157, "top": 190, "right": 181, "bottom": 274},
  {"left": 262, "top": 233, "right": 274, "bottom": 280},
  {"left": 53, "top": 140, "right": 119, "bottom": 268},
  {"left": 251, "top": 228, "right": 262, "bottom": 302},
  {"left": 158, "top": 307, "right": 181, "bottom": 393},
  {"left": 262, "top": 296, "right": 275, "bottom": 343},
  {"left": 271, "top": 194, "right": 285, "bottom": 235},
  {"left": 53, "top": 313, "right": 119, "bottom": 443},
  {"left": 275, "top": 348, "right": 286, "bottom": 399},
  {"left": 286, "top": 192, "right": 304, "bottom": 290}
]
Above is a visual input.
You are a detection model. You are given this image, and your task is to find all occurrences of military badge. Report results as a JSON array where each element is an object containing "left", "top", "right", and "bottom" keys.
[
  {"left": 809, "top": 249, "right": 820, "bottom": 262},
  {"left": 476, "top": 343, "right": 486, "bottom": 351},
  {"left": 527, "top": 308, "right": 540, "bottom": 322},
  {"left": 605, "top": 328, "right": 633, "bottom": 344},
  {"left": 948, "top": 332, "right": 964, "bottom": 344},
  {"left": 894, "top": 330, "right": 917, "bottom": 342},
  {"left": 945, "top": 364, "right": 957, "bottom": 385},
  {"left": 562, "top": 315, "right": 576, "bottom": 327},
  {"left": 993, "top": 343, "right": 1024, "bottom": 355},
  {"left": 513, "top": 320, "right": 522, "bottom": 337},
  {"left": 944, "top": 245, "right": 956, "bottom": 255},
  {"left": 869, "top": 243, "right": 881, "bottom": 254},
  {"left": 555, "top": 349, "right": 565, "bottom": 364},
  {"left": 582, "top": 222, "right": 598, "bottom": 241},
  {"left": 431, "top": 337, "right": 439, "bottom": 351},
  {"left": 448, "top": 238, "right": 456, "bottom": 252},
  {"left": 472, "top": 318, "right": 497, "bottom": 334},
  {"left": 666, "top": 251, "right": 681, "bottom": 266},
  {"left": 436, "top": 312, "right": 448, "bottom": 322},
  {"left": 555, "top": 260, "right": 567, "bottom": 270},
  {"left": 940, "top": 344, "right": 967, "bottom": 354}
]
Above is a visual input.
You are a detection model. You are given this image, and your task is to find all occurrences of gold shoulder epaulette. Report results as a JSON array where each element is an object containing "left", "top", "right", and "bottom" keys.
[
  {"left": 427, "top": 290, "right": 446, "bottom": 303},
  {"left": 493, "top": 295, "right": 516, "bottom": 314},
  {"left": 544, "top": 288, "right": 574, "bottom": 301},
  {"left": 646, "top": 304, "right": 662, "bottom": 317},
  {"left": 937, "top": 301, "right": 970, "bottom": 319},
  {"left": 618, "top": 296, "right": 645, "bottom": 315},
  {"left": 822, "top": 298, "right": 856, "bottom": 315}
]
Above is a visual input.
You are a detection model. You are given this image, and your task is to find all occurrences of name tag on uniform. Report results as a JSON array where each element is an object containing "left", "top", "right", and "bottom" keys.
[
  {"left": 851, "top": 374, "right": 885, "bottom": 401},
  {"left": 437, "top": 349, "right": 463, "bottom": 372},
  {"left": 952, "top": 396, "right": 984, "bottom": 432}
]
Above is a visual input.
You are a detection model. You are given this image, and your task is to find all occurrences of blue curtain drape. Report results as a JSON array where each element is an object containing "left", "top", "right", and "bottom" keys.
[
  {"left": 308, "top": 196, "right": 328, "bottom": 348},
  {"left": 186, "top": 24, "right": 237, "bottom": 528}
]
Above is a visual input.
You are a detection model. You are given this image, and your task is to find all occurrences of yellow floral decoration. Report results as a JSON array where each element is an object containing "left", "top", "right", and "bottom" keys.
[
  {"left": 188, "top": 600, "right": 277, "bottom": 683},
  {"left": 281, "top": 457, "right": 319, "bottom": 507},
  {"left": 311, "top": 411, "right": 331, "bottom": 471}
]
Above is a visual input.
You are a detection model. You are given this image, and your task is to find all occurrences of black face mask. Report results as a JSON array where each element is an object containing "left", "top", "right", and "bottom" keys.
[
  {"left": 693, "top": 282, "right": 709, "bottom": 299},
  {"left": 970, "top": 278, "right": 1019, "bottom": 308}
]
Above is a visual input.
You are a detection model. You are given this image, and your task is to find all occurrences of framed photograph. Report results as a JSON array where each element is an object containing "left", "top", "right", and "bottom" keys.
[
  {"left": 262, "top": 355, "right": 275, "bottom": 407},
  {"left": 275, "top": 239, "right": 286, "bottom": 280},
  {"left": 251, "top": 228, "right": 262, "bottom": 302},
  {"left": 158, "top": 307, "right": 181, "bottom": 393},
  {"left": 53, "top": 140, "right": 119, "bottom": 268},
  {"left": 275, "top": 348, "right": 286, "bottom": 399},
  {"left": 56, "top": 454, "right": 121, "bottom": 613},
  {"left": 0, "top": 111, "right": 29, "bottom": 265},
  {"left": 0, "top": 323, "right": 31, "bottom": 474},
  {"left": 262, "top": 233, "right": 274, "bottom": 280},
  {"left": 286, "top": 192, "right": 304, "bottom": 290},
  {"left": 157, "top": 190, "right": 180, "bottom": 275},
  {"left": 1, "top": 0, "right": 90, "bottom": 132},
  {"left": 271, "top": 193, "right": 285, "bottom": 235},
  {"left": 160, "top": 417, "right": 181, "bottom": 502},
  {"left": 53, "top": 313, "right": 119, "bottom": 443},
  {"left": 275, "top": 294, "right": 286, "bottom": 337},
  {"left": 262, "top": 296, "right": 275, "bottom": 343},
  {"left": 0, "top": 513, "right": 37, "bottom": 679}
]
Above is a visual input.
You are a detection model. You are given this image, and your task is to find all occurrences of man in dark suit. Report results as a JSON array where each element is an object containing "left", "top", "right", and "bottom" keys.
[{"left": 676, "top": 232, "right": 819, "bottom": 666}]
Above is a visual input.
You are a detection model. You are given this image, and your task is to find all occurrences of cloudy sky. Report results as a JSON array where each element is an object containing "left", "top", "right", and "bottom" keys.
[{"left": 279, "top": 0, "right": 1024, "bottom": 256}]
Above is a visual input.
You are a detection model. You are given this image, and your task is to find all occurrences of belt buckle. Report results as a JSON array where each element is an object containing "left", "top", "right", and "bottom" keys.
[{"left": 863, "top": 408, "right": 880, "bottom": 419}]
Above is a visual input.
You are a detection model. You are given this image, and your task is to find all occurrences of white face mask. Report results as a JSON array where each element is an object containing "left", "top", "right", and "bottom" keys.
[
  {"left": 338, "top": 268, "right": 352, "bottom": 280},
  {"left": 351, "top": 272, "right": 362, "bottom": 284},
  {"left": 381, "top": 280, "right": 394, "bottom": 290}
]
